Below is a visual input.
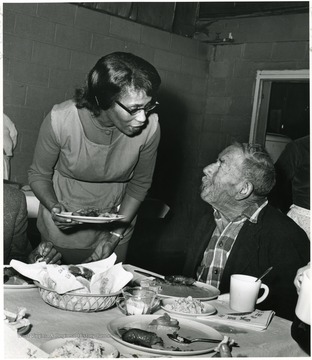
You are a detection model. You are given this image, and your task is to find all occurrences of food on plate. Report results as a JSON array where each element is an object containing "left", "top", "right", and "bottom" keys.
[
  {"left": 163, "top": 296, "right": 205, "bottom": 314},
  {"left": 3, "top": 267, "right": 33, "bottom": 286},
  {"left": 68, "top": 265, "right": 94, "bottom": 281},
  {"left": 4, "top": 307, "right": 31, "bottom": 335},
  {"left": 142, "top": 276, "right": 218, "bottom": 299},
  {"left": 151, "top": 275, "right": 196, "bottom": 286},
  {"left": 121, "top": 328, "right": 163, "bottom": 348},
  {"left": 49, "top": 338, "right": 112, "bottom": 358},
  {"left": 71, "top": 208, "right": 116, "bottom": 218},
  {"left": 148, "top": 313, "right": 180, "bottom": 333},
  {"left": 164, "top": 275, "right": 196, "bottom": 286}
]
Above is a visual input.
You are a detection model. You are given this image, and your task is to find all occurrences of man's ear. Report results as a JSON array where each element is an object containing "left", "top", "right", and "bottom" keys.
[{"left": 235, "top": 181, "right": 253, "bottom": 200}]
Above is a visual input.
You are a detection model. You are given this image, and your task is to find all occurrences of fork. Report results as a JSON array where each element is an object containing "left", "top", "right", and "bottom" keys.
[{"left": 167, "top": 333, "right": 221, "bottom": 344}]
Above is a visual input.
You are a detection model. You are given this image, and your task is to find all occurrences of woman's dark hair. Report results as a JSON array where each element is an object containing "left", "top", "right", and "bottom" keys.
[{"left": 74, "top": 52, "right": 161, "bottom": 116}]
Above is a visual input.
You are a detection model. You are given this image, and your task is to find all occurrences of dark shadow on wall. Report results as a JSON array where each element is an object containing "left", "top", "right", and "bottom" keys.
[
  {"left": 126, "top": 89, "right": 189, "bottom": 274},
  {"left": 148, "top": 88, "right": 189, "bottom": 206}
]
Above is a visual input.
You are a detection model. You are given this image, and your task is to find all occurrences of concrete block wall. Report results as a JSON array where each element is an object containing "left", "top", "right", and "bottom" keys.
[
  {"left": 3, "top": 3, "right": 209, "bottom": 189},
  {"left": 199, "top": 12, "right": 309, "bottom": 169}
]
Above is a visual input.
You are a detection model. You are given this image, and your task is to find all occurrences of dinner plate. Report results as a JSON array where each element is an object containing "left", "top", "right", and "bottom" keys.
[
  {"left": 107, "top": 314, "right": 223, "bottom": 356},
  {"left": 157, "top": 281, "right": 220, "bottom": 300},
  {"left": 56, "top": 212, "right": 125, "bottom": 224},
  {"left": 40, "top": 338, "right": 119, "bottom": 358},
  {"left": 4, "top": 283, "right": 37, "bottom": 289},
  {"left": 161, "top": 298, "right": 217, "bottom": 317},
  {"left": 4, "top": 266, "right": 36, "bottom": 289}
]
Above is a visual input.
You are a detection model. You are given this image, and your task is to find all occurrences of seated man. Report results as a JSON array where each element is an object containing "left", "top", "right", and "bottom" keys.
[
  {"left": 182, "top": 143, "right": 310, "bottom": 321},
  {"left": 4, "top": 182, "right": 62, "bottom": 264}
]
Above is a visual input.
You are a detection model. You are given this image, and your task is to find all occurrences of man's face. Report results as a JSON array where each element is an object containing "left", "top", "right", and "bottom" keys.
[{"left": 200, "top": 145, "right": 245, "bottom": 207}]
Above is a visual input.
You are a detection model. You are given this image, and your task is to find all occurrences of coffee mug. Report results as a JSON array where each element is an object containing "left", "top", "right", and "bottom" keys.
[
  {"left": 230, "top": 274, "right": 270, "bottom": 312},
  {"left": 116, "top": 287, "right": 157, "bottom": 315},
  {"left": 295, "top": 268, "right": 310, "bottom": 325}
]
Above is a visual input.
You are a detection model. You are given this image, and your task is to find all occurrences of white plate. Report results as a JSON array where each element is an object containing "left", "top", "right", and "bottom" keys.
[
  {"left": 107, "top": 314, "right": 223, "bottom": 356},
  {"left": 161, "top": 298, "right": 217, "bottom": 317},
  {"left": 40, "top": 338, "right": 119, "bottom": 358},
  {"left": 56, "top": 212, "right": 125, "bottom": 224},
  {"left": 4, "top": 283, "right": 37, "bottom": 289},
  {"left": 4, "top": 266, "right": 36, "bottom": 289},
  {"left": 157, "top": 281, "right": 220, "bottom": 300}
]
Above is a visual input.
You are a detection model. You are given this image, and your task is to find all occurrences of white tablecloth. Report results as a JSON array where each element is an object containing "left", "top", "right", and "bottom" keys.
[{"left": 3, "top": 285, "right": 307, "bottom": 358}]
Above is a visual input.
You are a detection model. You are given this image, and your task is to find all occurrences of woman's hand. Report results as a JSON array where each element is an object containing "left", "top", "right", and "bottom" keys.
[
  {"left": 51, "top": 203, "right": 81, "bottom": 230},
  {"left": 28, "top": 241, "right": 62, "bottom": 264},
  {"left": 83, "top": 234, "right": 120, "bottom": 263}
]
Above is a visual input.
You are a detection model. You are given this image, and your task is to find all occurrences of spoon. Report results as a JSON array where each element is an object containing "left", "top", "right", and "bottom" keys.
[
  {"left": 255, "top": 266, "right": 273, "bottom": 282},
  {"left": 167, "top": 333, "right": 221, "bottom": 344}
]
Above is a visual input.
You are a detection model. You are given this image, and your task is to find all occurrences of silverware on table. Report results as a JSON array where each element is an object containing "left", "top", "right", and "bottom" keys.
[
  {"left": 133, "top": 269, "right": 165, "bottom": 280},
  {"left": 167, "top": 333, "right": 222, "bottom": 344},
  {"left": 226, "top": 311, "right": 254, "bottom": 316},
  {"left": 255, "top": 266, "right": 273, "bottom": 282}
]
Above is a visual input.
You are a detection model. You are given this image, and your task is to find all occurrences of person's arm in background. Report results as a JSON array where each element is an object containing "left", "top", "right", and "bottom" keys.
[
  {"left": 269, "top": 141, "right": 298, "bottom": 212},
  {"left": 84, "top": 116, "right": 161, "bottom": 262},
  {"left": 4, "top": 184, "right": 61, "bottom": 264},
  {"left": 7, "top": 186, "right": 31, "bottom": 263},
  {"left": 28, "top": 113, "right": 78, "bottom": 230}
]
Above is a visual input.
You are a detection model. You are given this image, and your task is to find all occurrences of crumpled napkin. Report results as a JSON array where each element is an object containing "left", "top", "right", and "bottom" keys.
[{"left": 9, "top": 253, "right": 133, "bottom": 295}]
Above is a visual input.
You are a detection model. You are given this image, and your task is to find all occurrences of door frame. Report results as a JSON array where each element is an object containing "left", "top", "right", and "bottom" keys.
[{"left": 249, "top": 69, "right": 309, "bottom": 144}]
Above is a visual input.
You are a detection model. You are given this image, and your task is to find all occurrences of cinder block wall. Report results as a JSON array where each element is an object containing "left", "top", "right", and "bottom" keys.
[
  {"left": 3, "top": 4, "right": 309, "bottom": 273},
  {"left": 4, "top": 3, "right": 209, "bottom": 187},
  {"left": 188, "top": 13, "right": 309, "bottom": 230}
]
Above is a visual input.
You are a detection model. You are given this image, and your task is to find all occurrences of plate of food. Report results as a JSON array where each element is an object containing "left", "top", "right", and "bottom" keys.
[
  {"left": 138, "top": 274, "right": 219, "bottom": 300},
  {"left": 4, "top": 266, "right": 37, "bottom": 289},
  {"left": 124, "top": 266, "right": 220, "bottom": 301},
  {"left": 107, "top": 313, "right": 223, "bottom": 356},
  {"left": 161, "top": 296, "right": 217, "bottom": 317},
  {"left": 40, "top": 337, "right": 119, "bottom": 358},
  {"left": 56, "top": 209, "right": 125, "bottom": 224}
]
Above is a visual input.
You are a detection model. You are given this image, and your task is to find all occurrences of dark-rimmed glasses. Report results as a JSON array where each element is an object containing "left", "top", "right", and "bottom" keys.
[{"left": 115, "top": 100, "right": 159, "bottom": 116}]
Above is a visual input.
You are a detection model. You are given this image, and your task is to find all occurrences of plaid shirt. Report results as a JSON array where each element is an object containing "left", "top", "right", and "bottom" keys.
[{"left": 196, "top": 200, "right": 268, "bottom": 288}]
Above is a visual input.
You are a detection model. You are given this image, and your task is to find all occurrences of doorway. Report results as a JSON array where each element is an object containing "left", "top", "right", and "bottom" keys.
[{"left": 249, "top": 69, "right": 309, "bottom": 162}]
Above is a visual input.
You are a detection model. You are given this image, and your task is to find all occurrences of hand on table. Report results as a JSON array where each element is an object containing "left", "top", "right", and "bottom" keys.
[{"left": 28, "top": 241, "right": 62, "bottom": 264}]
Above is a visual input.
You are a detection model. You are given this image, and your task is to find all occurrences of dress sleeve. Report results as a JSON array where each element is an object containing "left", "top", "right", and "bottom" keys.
[
  {"left": 28, "top": 112, "right": 60, "bottom": 185},
  {"left": 126, "top": 123, "right": 160, "bottom": 202}
]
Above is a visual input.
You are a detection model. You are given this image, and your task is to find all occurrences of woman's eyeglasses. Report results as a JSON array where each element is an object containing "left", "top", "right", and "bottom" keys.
[{"left": 115, "top": 100, "right": 159, "bottom": 116}]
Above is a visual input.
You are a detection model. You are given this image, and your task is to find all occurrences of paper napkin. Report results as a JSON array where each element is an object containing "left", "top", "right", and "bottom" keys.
[
  {"left": 9, "top": 253, "right": 133, "bottom": 295},
  {"left": 206, "top": 309, "right": 275, "bottom": 331}
]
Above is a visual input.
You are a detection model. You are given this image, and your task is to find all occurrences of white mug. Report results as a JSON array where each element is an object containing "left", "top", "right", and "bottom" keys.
[
  {"left": 295, "top": 268, "right": 310, "bottom": 325},
  {"left": 230, "top": 274, "right": 270, "bottom": 312}
]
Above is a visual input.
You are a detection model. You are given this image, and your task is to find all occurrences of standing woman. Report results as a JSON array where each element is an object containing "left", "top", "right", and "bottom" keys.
[{"left": 28, "top": 52, "right": 161, "bottom": 264}]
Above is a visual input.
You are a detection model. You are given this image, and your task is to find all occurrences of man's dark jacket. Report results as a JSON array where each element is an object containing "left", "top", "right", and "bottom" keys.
[{"left": 182, "top": 204, "right": 310, "bottom": 321}]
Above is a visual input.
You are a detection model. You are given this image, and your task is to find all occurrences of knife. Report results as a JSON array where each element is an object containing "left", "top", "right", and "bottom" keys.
[
  {"left": 133, "top": 269, "right": 165, "bottom": 280},
  {"left": 226, "top": 311, "right": 254, "bottom": 316}
]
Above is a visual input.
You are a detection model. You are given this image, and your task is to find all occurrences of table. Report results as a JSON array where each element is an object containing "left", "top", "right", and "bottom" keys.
[{"left": 4, "top": 285, "right": 307, "bottom": 358}]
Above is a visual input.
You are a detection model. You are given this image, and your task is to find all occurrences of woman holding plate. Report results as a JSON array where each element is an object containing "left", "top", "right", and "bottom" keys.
[{"left": 28, "top": 52, "right": 161, "bottom": 265}]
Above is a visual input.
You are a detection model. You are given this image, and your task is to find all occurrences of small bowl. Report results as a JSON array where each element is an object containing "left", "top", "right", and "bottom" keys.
[{"left": 116, "top": 296, "right": 160, "bottom": 315}]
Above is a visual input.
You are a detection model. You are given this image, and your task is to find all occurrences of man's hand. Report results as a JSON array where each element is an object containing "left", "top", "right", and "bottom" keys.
[{"left": 28, "top": 241, "right": 62, "bottom": 264}]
